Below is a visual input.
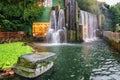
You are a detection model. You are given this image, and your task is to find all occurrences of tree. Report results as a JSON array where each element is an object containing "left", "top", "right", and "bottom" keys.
[
  {"left": 0, "top": 0, "right": 43, "bottom": 32},
  {"left": 77, "top": 0, "right": 100, "bottom": 14},
  {"left": 104, "top": 2, "right": 110, "bottom": 9},
  {"left": 109, "top": 3, "right": 120, "bottom": 31}
]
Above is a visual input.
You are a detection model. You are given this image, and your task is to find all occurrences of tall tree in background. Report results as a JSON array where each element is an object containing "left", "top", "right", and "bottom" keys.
[
  {"left": 110, "top": 3, "right": 120, "bottom": 29},
  {"left": 0, "top": 0, "right": 43, "bottom": 32},
  {"left": 77, "top": 0, "right": 100, "bottom": 14}
]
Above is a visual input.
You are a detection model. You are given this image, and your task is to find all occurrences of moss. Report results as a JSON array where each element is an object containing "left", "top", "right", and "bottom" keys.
[{"left": 0, "top": 42, "right": 32, "bottom": 69}]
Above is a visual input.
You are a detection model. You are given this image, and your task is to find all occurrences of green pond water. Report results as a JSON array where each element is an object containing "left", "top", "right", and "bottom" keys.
[{"left": 12, "top": 40, "right": 120, "bottom": 80}]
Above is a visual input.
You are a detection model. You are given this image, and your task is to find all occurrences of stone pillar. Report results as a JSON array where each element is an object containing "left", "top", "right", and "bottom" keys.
[
  {"left": 98, "top": 14, "right": 102, "bottom": 29},
  {"left": 64, "top": 0, "right": 70, "bottom": 42},
  {"left": 98, "top": 14, "right": 103, "bottom": 38},
  {"left": 65, "top": 0, "right": 82, "bottom": 42}
]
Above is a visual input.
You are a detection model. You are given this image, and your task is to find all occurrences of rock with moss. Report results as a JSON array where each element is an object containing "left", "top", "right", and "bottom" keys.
[{"left": 13, "top": 52, "right": 56, "bottom": 78}]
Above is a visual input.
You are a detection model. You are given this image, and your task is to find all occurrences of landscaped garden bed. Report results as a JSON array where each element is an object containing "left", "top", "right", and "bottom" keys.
[{"left": 0, "top": 42, "right": 32, "bottom": 78}]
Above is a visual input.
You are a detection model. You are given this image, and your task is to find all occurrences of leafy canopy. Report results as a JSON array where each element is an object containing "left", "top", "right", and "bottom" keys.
[
  {"left": 0, "top": 0, "right": 43, "bottom": 32},
  {"left": 110, "top": 3, "right": 120, "bottom": 28},
  {"left": 77, "top": 0, "right": 100, "bottom": 14}
]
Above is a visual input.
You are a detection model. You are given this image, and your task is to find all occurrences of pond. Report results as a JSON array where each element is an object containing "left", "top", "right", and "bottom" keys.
[{"left": 11, "top": 40, "right": 120, "bottom": 80}]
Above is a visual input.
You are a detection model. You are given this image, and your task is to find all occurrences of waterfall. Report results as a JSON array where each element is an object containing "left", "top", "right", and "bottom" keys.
[
  {"left": 46, "top": 9, "right": 67, "bottom": 43},
  {"left": 80, "top": 10, "right": 98, "bottom": 42}
]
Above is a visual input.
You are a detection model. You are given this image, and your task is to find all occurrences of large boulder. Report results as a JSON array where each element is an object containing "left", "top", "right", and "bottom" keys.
[{"left": 14, "top": 52, "right": 56, "bottom": 78}]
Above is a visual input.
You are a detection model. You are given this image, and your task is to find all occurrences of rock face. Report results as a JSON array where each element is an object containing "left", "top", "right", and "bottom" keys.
[{"left": 13, "top": 52, "right": 56, "bottom": 78}]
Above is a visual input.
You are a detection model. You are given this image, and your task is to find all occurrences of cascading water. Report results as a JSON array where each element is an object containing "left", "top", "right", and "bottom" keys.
[
  {"left": 80, "top": 10, "right": 98, "bottom": 42},
  {"left": 46, "top": 9, "right": 67, "bottom": 43}
]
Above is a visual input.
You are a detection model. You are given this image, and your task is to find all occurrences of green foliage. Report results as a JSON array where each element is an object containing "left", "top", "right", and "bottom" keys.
[
  {"left": 2, "top": 20, "right": 14, "bottom": 31},
  {"left": 51, "top": 6, "right": 56, "bottom": 10},
  {"left": 77, "top": 0, "right": 100, "bottom": 14},
  {"left": 117, "top": 30, "right": 120, "bottom": 32},
  {"left": 23, "top": 6, "right": 43, "bottom": 23},
  {"left": 59, "top": 0, "right": 64, "bottom": 9},
  {"left": 0, "top": 0, "right": 43, "bottom": 32},
  {"left": 0, "top": 14, "right": 5, "bottom": 19},
  {"left": 104, "top": 3, "right": 110, "bottom": 9},
  {"left": 52, "top": 0, "right": 64, "bottom": 9},
  {"left": 38, "top": 7, "right": 51, "bottom": 22},
  {"left": 109, "top": 3, "right": 120, "bottom": 30},
  {"left": 53, "top": 0, "right": 59, "bottom": 7},
  {"left": 100, "top": 4, "right": 113, "bottom": 31},
  {"left": 0, "top": 42, "right": 32, "bottom": 69}
]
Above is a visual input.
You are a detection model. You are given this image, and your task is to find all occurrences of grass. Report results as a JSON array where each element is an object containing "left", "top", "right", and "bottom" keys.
[{"left": 0, "top": 42, "right": 32, "bottom": 69}]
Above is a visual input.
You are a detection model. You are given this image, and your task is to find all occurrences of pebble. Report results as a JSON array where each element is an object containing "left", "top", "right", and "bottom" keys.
[{"left": 70, "top": 74, "right": 75, "bottom": 77}]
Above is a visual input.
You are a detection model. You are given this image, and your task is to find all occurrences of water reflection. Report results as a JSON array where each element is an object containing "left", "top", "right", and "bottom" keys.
[{"left": 9, "top": 40, "right": 120, "bottom": 80}]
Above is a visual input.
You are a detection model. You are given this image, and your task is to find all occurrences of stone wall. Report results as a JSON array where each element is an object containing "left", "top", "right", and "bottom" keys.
[
  {"left": 0, "top": 32, "right": 26, "bottom": 43},
  {"left": 103, "top": 31, "right": 120, "bottom": 52}
]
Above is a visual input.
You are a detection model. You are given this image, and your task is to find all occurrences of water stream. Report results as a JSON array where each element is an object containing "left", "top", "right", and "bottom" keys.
[
  {"left": 10, "top": 10, "right": 120, "bottom": 79},
  {"left": 80, "top": 10, "right": 98, "bottom": 42},
  {"left": 46, "top": 9, "right": 67, "bottom": 43},
  {"left": 12, "top": 40, "right": 120, "bottom": 80}
]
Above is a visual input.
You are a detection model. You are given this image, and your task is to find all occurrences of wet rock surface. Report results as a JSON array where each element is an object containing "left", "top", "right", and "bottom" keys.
[{"left": 13, "top": 52, "right": 56, "bottom": 78}]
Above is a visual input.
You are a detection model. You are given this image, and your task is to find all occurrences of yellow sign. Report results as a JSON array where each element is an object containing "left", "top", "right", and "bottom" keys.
[{"left": 32, "top": 22, "right": 50, "bottom": 37}]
